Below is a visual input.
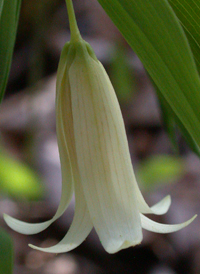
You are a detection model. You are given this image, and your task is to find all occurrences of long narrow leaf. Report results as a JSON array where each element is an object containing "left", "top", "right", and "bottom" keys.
[
  {"left": 0, "top": 1, "right": 4, "bottom": 18},
  {"left": 151, "top": 72, "right": 200, "bottom": 155},
  {"left": 110, "top": 43, "right": 135, "bottom": 103},
  {"left": 0, "top": 0, "right": 21, "bottom": 102},
  {"left": 157, "top": 88, "right": 200, "bottom": 156},
  {"left": 154, "top": 0, "right": 200, "bottom": 153},
  {"left": 98, "top": 0, "right": 200, "bottom": 150},
  {"left": 155, "top": 87, "right": 178, "bottom": 153},
  {"left": 168, "top": 0, "right": 200, "bottom": 72}
]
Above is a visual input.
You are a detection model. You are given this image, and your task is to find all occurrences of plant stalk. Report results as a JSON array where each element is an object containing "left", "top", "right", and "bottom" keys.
[{"left": 65, "top": 0, "right": 82, "bottom": 42}]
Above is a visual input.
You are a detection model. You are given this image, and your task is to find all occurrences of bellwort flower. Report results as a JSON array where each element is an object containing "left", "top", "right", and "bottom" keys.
[{"left": 4, "top": 0, "right": 196, "bottom": 254}]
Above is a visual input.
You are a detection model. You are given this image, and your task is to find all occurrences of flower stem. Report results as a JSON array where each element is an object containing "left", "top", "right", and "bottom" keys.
[{"left": 65, "top": 0, "right": 82, "bottom": 42}]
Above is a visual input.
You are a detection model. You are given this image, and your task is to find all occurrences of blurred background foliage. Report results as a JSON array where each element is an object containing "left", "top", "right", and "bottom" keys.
[
  {"left": 0, "top": 0, "right": 200, "bottom": 274},
  {"left": 137, "top": 155, "right": 184, "bottom": 191},
  {"left": 0, "top": 149, "right": 43, "bottom": 200}
]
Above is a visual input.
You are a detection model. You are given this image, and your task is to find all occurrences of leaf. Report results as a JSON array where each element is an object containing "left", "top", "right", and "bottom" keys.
[
  {"left": 0, "top": 228, "right": 14, "bottom": 274},
  {"left": 0, "top": 0, "right": 21, "bottom": 102},
  {"left": 137, "top": 155, "right": 184, "bottom": 189},
  {"left": 157, "top": 0, "right": 200, "bottom": 153},
  {"left": 152, "top": 74, "right": 200, "bottom": 156},
  {"left": 0, "top": 151, "right": 43, "bottom": 200},
  {"left": 168, "top": 0, "right": 200, "bottom": 72},
  {"left": 109, "top": 43, "right": 135, "bottom": 103},
  {"left": 97, "top": 0, "right": 200, "bottom": 151},
  {"left": 0, "top": 1, "right": 4, "bottom": 18},
  {"left": 157, "top": 89, "right": 200, "bottom": 156},
  {"left": 155, "top": 87, "right": 178, "bottom": 153}
]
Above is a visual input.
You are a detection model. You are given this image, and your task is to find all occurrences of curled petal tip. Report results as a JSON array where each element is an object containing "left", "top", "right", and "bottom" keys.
[
  {"left": 28, "top": 243, "right": 57, "bottom": 253},
  {"left": 28, "top": 244, "right": 35, "bottom": 249},
  {"left": 192, "top": 214, "right": 198, "bottom": 220},
  {"left": 142, "top": 195, "right": 172, "bottom": 215},
  {"left": 3, "top": 213, "right": 8, "bottom": 220},
  {"left": 3, "top": 213, "right": 54, "bottom": 235},
  {"left": 28, "top": 242, "right": 77, "bottom": 254},
  {"left": 166, "top": 195, "right": 171, "bottom": 202},
  {"left": 141, "top": 213, "right": 197, "bottom": 234},
  {"left": 151, "top": 195, "right": 171, "bottom": 215}
]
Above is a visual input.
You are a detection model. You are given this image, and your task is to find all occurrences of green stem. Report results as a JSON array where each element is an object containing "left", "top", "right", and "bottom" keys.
[{"left": 65, "top": 0, "right": 82, "bottom": 42}]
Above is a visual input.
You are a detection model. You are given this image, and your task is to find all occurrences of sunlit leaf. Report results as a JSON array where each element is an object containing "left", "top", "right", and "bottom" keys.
[
  {"left": 0, "top": 228, "right": 14, "bottom": 274},
  {"left": 0, "top": 0, "right": 21, "bottom": 102},
  {"left": 137, "top": 155, "right": 184, "bottom": 189},
  {"left": 0, "top": 151, "right": 43, "bottom": 200},
  {"left": 98, "top": 0, "right": 200, "bottom": 152}
]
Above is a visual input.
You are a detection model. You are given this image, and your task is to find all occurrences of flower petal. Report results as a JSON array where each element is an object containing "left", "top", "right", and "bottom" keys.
[
  {"left": 3, "top": 167, "right": 73, "bottom": 235},
  {"left": 89, "top": 48, "right": 171, "bottom": 217},
  {"left": 3, "top": 59, "right": 75, "bottom": 235},
  {"left": 69, "top": 45, "right": 142, "bottom": 254},
  {"left": 148, "top": 195, "right": 171, "bottom": 215},
  {"left": 29, "top": 177, "right": 93, "bottom": 253},
  {"left": 140, "top": 213, "right": 197, "bottom": 233},
  {"left": 130, "top": 178, "right": 172, "bottom": 214},
  {"left": 3, "top": 121, "right": 73, "bottom": 234}
]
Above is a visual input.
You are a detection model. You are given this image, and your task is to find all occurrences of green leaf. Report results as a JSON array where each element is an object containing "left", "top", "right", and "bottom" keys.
[
  {"left": 0, "top": 151, "right": 43, "bottom": 200},
  {"left": 152, "top": 73, "right": 200, "bottom": 156},
  {"left": 168, "top": 0, "right": 200, "bottom": 72},
  {"left": 157, "top": 89, "right": 200, "bottom": 156},
  {"left": 137, "top": 155, "right": 184, "bottom": 189},
  {"left": 109, "top": 43, "right": 135, "bottom": 103},
  {"left": 0, "top": 228, "right": 14, "bottom": 274},
  {"left": 0, "top": 1, "right": 4, "bottom": 18},
  {"left": 0, "top": 0, "right": 21, "bottom": 102},
  {"left": 155, "top": 87, "right": 178, "bottom": 153},
  {"left": 157, "top": 0, "right": 200, "bottom": 153},
  {"left": 98, "top": 0, "right": 200, "bottom": 150}
]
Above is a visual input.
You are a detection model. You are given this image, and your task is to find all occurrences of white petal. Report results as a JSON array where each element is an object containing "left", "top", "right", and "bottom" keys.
[
  {"left": 69, "top": 47, "right": 142, "bottom": 254},
  {"left": 3, "top": 168, "right": 73, "bottom": 234},
  {"left": 29, "top": 178, "right": 93, "bottom": 253},
  {"left": 3, "top": 61, "right": 75, "bottom": 235},
  {"left": 141, "top": 213, "right": 197, "bottom": 233},
  {"left": 148, "top": 195, "right": 171, "bottom": 215},
  {"left": 130, "top": 178, "right": 171, "bottom": 215},
  {"left": 3, "top": 123, "right": 73, "bottom": 234},
  {"left": 95, "top": 56, "right": 171, "bottom": 217}
]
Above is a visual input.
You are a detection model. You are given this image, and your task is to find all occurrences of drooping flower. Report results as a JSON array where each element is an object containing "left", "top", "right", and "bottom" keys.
[{"left": 4, "top": 0, "right": 196, "bottom": 254}]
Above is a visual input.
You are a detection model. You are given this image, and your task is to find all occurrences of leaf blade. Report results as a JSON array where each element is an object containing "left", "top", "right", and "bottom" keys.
[
  {"left": 98, "top": 0, "right": 200, "bottom": 150},
  {"left": 0, "top": 0, "right": 21, "bottom": 102},
  {"left": 168, "top": 0, "right": 200, "bottom": 72}
]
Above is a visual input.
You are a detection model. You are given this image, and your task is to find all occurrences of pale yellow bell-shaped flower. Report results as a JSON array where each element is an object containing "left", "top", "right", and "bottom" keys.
[{"left": 4, "top": 0, "right": 196, "bottom": 254}]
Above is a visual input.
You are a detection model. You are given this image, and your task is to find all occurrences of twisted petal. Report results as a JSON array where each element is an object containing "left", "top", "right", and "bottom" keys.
[
  {"left": 141, "top": 213, "right": 197, "bottom": 233},
  {"left": 3, "top": 167, "right": 73, "bottom": 234},
  {"left": 29, "top": 176, "right": 93, "bottom": 253},
  {"left": 70, "top": 46, "right": 143, "bottom": 254},
  {"left": 3, "top": 116, "right": 73, "bottom": 234},
  {"left": 3, "top": 55, "right": 75, "bottom": 235}
]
